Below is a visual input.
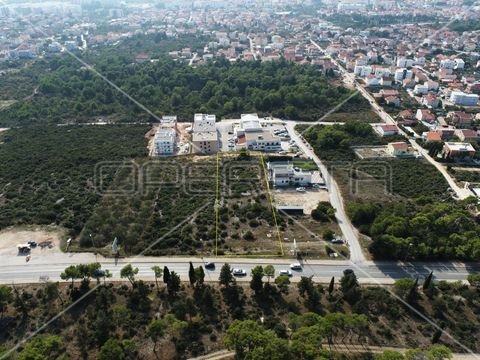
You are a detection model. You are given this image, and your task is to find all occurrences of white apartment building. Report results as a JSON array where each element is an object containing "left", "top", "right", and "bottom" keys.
[
  {"left": 394, "top": 69, "right": 413, "bottom": 82},
  {"left": 153, "top": 115, "right": 178, "bottom": 155},
  {"left": 354, "top": 65, "right": 372, "bottom": 77},
  {"left": 414, "top": 83, "right": 429, "bottom": 95},
  {"left": 192, "top": 113, "right": 218, "bottom": 154},
  {"left": 396, "top": 58, "right": 414, "bottom": 68},
  {"left": 154, "top": 128, "right": 176, "bottom": 155},
  {"left": 440, "top": 59, "right": 456, "bottom": 69},
  {"left": 450, "top": 91, "right": 479, "bottom": 106}
]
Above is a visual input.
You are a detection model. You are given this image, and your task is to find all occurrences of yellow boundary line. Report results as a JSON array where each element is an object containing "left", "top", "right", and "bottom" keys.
[
  {"left": 259, "top": 153, "right": 285, "bottom": 256},
  {"left": 215, "top": 151, "right": 285, "bottom": 257}
]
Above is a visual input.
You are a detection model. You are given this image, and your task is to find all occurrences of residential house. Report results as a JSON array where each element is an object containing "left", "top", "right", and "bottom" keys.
[
  {"left": 448, "top": 111, "right": 474, "bottom": 128},
  {"left": 397, "top": 110, "right": 417, "bottom": 125},
  {"left": 377, "top": 124, "right": 399, "bottom": 136},
  {"left": 424, "top": 131, "right": 442, "bottom": 142},
  {"left": 366, "top": 75, "right": 380, "bottom": 87},
  {"left": 443, "top": 142, "right": 476, "bottom": 159},
  {"left": 422, "top": 94, "right": 440, "bottom": 108},
  {"left": 380, "top": 76, "right": 393, "bottom": 87},
  {"left": 437, "top": 129, "right": 456, "bottom": 141},
  {"left": 267, "top": 162, "right": 312, "bottom": 187},
  {"left": 416, "top": 109, "right": 436, "bottom": 123},
  {"left": 135, "top": 53, "right": 151, "bottom": 64},
  {"left": 386, "top": 96, "right": 401, "bottom": 107},
  {"left": 455, "top": 129, "right": 479, "bottom": 142},
  {"left": 426, "top": 80, "right": 439, "bottom": 91},
  {"left": 388, "top": 142, "right": 410, "bottom": 157}
]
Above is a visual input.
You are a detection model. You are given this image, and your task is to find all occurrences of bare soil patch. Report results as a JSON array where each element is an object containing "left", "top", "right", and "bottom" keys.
[
  {"left": 0, "top": 227, "right": 63, "bottom": 256},
  {"left": 273, "top": 188, "right": 329, "bottom": 215}
]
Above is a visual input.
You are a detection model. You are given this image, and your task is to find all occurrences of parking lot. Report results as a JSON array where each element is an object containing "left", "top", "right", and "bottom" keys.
[
  {"left": 215, "top": 119, "right": 301, "bottom": 154},
  {"left": 216, "top": 120, "right": 236, "bottom": 152}
]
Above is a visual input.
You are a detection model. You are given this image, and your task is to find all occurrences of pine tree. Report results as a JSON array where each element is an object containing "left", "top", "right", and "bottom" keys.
[{"left": 219, "top": 263, "right": 234, "bottom": 287}]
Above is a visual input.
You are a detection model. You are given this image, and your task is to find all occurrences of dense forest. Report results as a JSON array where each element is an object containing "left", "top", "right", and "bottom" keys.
[
  {"left": 348, "top": 197, "right": 480, "bottom": 261},
  {"left": 0, "top": 54, "right": 368, "bottom": 126},
  {"left": 1, "top": 265, "right": 478, "bottom": 359},
  {"left": 0, "top": 125, "right": 148, "bottom": 236},
  {"left": 298, "top": 122, "right": 480, "bottom": 261},
  {"left": 324, "top": 14, "right": 440, "bottom": 30},
  {"left": 449, "top": 19, "right": 480, "bottom": 33}
]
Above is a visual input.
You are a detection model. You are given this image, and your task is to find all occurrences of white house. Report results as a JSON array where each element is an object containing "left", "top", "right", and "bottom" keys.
[
  {"left": 454, "top": 58, "right": 465, "bottom": 70},
  {"left": 388, "top": 142, "right": 410, "bottom": 157},
  {"left": 268, "top": 162, "right": 312, "bottom": 187},
  {"left": 377, "top": 124, "right": 399, "bottom": 136}
]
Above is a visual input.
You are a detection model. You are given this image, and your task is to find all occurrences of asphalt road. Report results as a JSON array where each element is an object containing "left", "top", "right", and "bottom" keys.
[
  {"left": 285, "top": 121, "right": 366, "bottom": 263},
  {"left": 0, "top": 256, "right": 479, "bottom": 285}
]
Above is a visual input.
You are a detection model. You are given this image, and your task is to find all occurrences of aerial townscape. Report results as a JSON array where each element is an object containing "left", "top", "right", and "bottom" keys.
[{"left": 1, "top": 0, "right": 480, "bottom": 359}]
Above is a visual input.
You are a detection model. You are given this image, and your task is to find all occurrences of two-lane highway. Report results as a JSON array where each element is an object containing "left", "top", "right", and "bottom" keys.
[{"left": 1, "top": 255, "right": 478, "bottom": 285}]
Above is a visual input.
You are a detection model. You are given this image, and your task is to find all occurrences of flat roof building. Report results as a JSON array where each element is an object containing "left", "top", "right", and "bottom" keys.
[
  {"left": 267, "top": 161, "right": 312, "bottom": 187},
  {"left": 192, "top": 113, "right": 218, "bottom": 154},
  {"left": 154, "top": 128, "right": 176, "bottom": 155},
  {"left": 444, "top": 142, "right": 476, "bottom": 159}
]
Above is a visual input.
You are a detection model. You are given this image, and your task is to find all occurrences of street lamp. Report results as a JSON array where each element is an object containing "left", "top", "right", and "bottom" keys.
[
  {"left": 404, "top": 243, "right": 413, "bottom": 263},
  {"left": 90, "top": 233, "right": 98, "bottom": 261}
]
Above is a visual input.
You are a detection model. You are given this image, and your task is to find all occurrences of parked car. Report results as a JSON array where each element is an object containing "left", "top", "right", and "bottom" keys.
[
  {"left": 204, "top": 262, "right": 215, "bottom": 270},
  {"left": 296, "top": 187, "right": 306, "bottom": 192},
  {"left": 331, "top": 239, "right": 344, "bottom": 244},
  {"left": 232, "top": 268, "right": 247, "bottom": 276},
  {"left": 279, "top": 269, "right": 293, "bottom": 277},
  {"left": 27, "top": 240, "right": 37, "bottom": 247},
  {"left": 93, "top": 269, "right": 106, "bottom": 278},
  {"left": 290, "top": 263, "right": 302, "bottom": 271}
]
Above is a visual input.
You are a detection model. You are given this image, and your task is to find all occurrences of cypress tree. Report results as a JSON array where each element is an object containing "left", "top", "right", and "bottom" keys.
[{"left": 163, "top": 266, "right": 170, "bottom": 284}]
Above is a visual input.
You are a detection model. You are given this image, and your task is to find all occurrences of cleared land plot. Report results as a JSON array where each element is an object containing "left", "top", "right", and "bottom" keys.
[
  {"left": 353, "top": 145, "right": 392, "bottom": 159},
  {"left": 273, "top": 188, "right": 329, "bottom": 214},
  {"left": 0, "top": 228, "right": 62, "bottom": 256},
  {"left": 0, "top": 100, "right": 16, "bottom": 111}
]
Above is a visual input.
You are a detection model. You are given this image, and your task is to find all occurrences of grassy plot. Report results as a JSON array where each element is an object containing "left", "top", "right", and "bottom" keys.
[{"left": 81, "top": 153, "right": 344, "bottom": 257}]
